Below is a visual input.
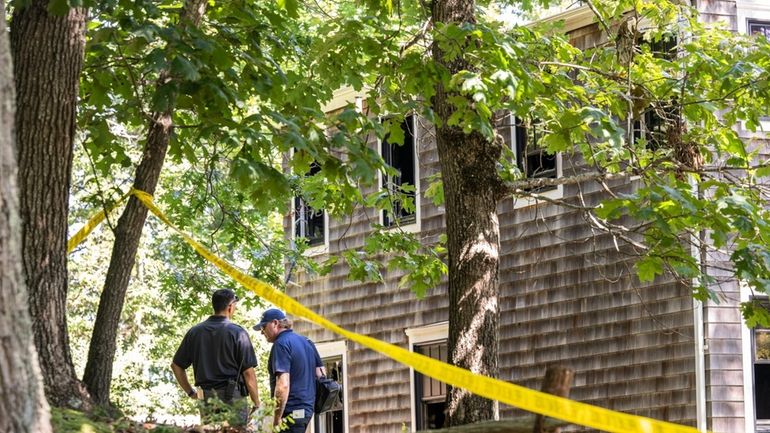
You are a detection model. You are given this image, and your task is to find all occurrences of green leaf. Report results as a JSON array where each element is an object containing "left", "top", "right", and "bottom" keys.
[
  {"left": 151, "top": 82, "right": 178, "bottom": 112},
  {"left": 742, "top": 301, "right": 770, "bottom": 328},
  {"left": 594, "top": 198, "right": 626, "bottom": 220},
  {"left": 757, "top": 166, "right": 770, "bottom": 178},
  {"left": 636, "top": 256, "right": 664, "bottom": 282},
  {"left": 170, "top": 56, "right": 201, "bottom": 82},
  {"left": 385, "top": 119, "right": 405, "bottom": 146},
  {"left": 47, "top": 0, "right": 69, "bottom": 15},
  {"left": 276, "top": 0, "right": 299, "bottom": 17},
  {"left": 424, "top": 177, "right": 444, "bottom": 206}
]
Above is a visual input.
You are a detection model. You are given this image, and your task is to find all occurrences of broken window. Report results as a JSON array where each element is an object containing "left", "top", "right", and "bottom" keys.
[
  {"left": 294, "top": 162, "right": 325, "bottom": 247},
  {"left": 381, "top": 115, "right": 417, "bottom": 227}
]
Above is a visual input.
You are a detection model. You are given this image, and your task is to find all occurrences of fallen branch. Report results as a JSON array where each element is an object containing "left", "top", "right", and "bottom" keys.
[{"left": 420, "top": 416, "right": 566, "bottom": 433}]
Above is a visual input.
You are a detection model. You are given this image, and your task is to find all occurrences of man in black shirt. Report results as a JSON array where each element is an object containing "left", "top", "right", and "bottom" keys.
[{"left": 171, "top": 289, "right": 260, "bottom": 425}]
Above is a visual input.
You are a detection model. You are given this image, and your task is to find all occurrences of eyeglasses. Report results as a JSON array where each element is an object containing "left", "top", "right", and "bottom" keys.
[{"left": 260, "top": 320, "right": 276, "bottom": 334}]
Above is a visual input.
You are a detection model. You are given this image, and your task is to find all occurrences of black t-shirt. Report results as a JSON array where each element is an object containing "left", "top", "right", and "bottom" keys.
[{"left": 173, "top": 315, "right": 258, "bottom": 389}]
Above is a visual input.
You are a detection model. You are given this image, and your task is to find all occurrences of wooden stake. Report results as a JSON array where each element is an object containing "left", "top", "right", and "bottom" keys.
[
  {"left": 416, "top": 366, "right": 574, "bottom": 433},
  {"left": 533, "top": 365, "right": 575, "bottom": 433}
]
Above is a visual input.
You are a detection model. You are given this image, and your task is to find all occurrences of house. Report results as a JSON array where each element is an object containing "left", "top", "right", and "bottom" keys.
[{"left": 284, "top": 2, "right": 770, "bottom": 432}]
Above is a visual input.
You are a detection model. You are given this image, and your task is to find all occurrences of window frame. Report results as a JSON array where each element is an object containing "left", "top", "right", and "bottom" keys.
[
  {"left": 742, "top": 284, "right": 770, "bottom": 432},
  {"left": 737, "top": 1, "right": 770, "bottom": 136},
  {"left": 750, "top": 297, "right": 770, "bottom": 427},
  {"left": 289, "top": 149, "right": 330, "bottom": 256},
  {"left": 509, "top": 114, "right": 564, "bottom": 209},
  {"left": 377, "top": 114, "right": 421, "bottom": 233},
  {"left": 405, "top": 322, "right": 448, "bottom": 432},
  {"left": 310, "top": 340, "right": 348, "bottom": 433}
]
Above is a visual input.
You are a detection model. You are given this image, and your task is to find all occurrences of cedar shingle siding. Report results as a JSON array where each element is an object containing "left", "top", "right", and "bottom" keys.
[{"left": 285, "top": 3, "right": 757, "bottom": 432}]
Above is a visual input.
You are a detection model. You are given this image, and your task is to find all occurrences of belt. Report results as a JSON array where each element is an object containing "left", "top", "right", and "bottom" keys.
[{"left": 202, "top": 386, "right": 227, "bottom": 391}]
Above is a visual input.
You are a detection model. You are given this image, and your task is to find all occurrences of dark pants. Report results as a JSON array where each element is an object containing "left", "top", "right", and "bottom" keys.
[
  {"left": 200, "top": 387, "right": 249, "bottom": 426},
  {"left": 279, "top": 416, "right": 310, "bottom": 433}
]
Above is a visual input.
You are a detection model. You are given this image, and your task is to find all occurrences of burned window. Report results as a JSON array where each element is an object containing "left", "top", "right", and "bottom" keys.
[
  {"left": 314, "top": 356, "right": 344, "bottom": 433},
  {"left": 514, "top": 117, "right": 557, "bottom": 191},
  {"left": 632, "top": 102, "right": 679, "bottom": 151},
  {"left": 632, "top": 35, "right": 679, "bottom": 150},
  {"left": 381, "top": 115, "right": 417, "bottom": 227},
  {"left": 414, "top": 340, "right": 447, "bottom": 430},
  {"left": 294, "top": 162, "right": 325, "bottom": 247}
]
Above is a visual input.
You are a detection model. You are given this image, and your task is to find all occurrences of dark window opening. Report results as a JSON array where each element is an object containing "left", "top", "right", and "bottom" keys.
[
  {"left": 749, "top": 20, "right": 770, "bottom": 41},
  {"left": 632, "top": 35, "right": 678, "bottom": 150},
  {"left": 314, "top": 356, "right": 344, "bottom": 433},
  {"left": 382, "top": 115, "right": 417, "bottom": 227},
  {"left": 632, "top": 103, "right": 679, "bottom": 151},
  {"left": 294, "top": 161, "right": 325, "bottom": 247},
  {"left": 756, "top": 298, "right": 770, "bottom": 420},
  {"left": 414, "top": 341, "right": 447, "bottom": 430},
  {"left": 514, "top": 117, "right": 557, "bottom": 192}
]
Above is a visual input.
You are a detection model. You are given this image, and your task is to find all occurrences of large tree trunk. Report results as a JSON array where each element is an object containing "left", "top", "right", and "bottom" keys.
[
  {"left": 82, "top": 0, "right": 208, "bottom": 405},
  {"left": 10, "top": 0, "right": 90, "bottom": 410},
  {"left": 431, "top": 0, "right": 504, "bottom": 426},
  {"left": 0, "top": 3, "right": 54, "bottom": 431}
]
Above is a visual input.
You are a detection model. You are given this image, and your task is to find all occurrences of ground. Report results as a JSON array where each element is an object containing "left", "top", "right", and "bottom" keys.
[{"left": 51, "top": 407, "right": 250, "bottom": 433}]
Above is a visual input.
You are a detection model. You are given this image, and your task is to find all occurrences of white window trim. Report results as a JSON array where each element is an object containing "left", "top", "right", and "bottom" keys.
[
  {"left": 377, "top": 114, "right": 421, "bottom": 233},
  {"left": 509, "top": 114, "right": 564, "bottom": 209},
  {"left": 741, "top": 283, "right": 770, "bottom": 433},
  {"left": 405, "top": 321, "right": 448, "bottom": 432},
  {"left": 291, "top": 204, "right": 330, "bottom": 256},
  {"left": 310, "top": 340, "right": 349, "bottom": 433},
  {"left": 288, "top": 148, "right": 330, "bottom": 256},
  {"left": 737, "top": 1, "right": 770, "bottom": 137}
]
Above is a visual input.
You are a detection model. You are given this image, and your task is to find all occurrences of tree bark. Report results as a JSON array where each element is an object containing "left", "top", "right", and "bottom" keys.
[
  {"left": 431, "top": 0, "right": 506, "bottom": 426},
  {"left": 82, "top": 0, "right": 209, "bottom": 405},
  {"left": 0, "top": 3, "right": 54, "bottom": 431},
  {"left": 10, "top": 0, "right": 90, "bottom": 410}
]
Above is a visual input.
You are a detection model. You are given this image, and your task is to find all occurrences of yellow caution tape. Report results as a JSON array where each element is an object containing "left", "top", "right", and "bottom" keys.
[
  {"left": 67, "top": 192, "right": 130, "bottom": 254},
  {"left": 71, "top": 188, "right": 707, "bottom": 433}
]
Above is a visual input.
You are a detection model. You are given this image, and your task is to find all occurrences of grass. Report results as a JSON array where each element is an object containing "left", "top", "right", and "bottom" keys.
[
  {"left": 50, "top": 407, "right": 184, "bottom": 433},
  {"left": 51, "top": 408, "right": 112, "bottom": 433}
]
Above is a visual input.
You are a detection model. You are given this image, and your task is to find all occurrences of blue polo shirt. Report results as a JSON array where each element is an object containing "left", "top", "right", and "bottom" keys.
[{"left": 268, "top": 330, "right": 323, "bottom": 416}]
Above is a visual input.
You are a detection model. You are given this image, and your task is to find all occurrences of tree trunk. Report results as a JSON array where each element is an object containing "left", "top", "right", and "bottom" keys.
[
  {"left": 10, "top": 0, "right": 90, "bottom": 410},
  {"left": 0, "top": 3, "right": 54, "bottom": 431},
  {"left": 431, "top": 0, "right": 506, "bottom": 426},
  {"left": 82, "top": 0, "right": 208, "bottom": 405}
]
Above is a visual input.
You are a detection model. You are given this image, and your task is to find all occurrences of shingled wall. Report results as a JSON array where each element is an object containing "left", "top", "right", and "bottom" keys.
[{"left": 280, "top": 4, "right": 762, "bottom": 431}]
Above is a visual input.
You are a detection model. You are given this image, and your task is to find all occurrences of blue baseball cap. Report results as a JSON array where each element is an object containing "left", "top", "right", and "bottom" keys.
[{"left": 253, "top": 308, "right": 286, "bottom": 331}]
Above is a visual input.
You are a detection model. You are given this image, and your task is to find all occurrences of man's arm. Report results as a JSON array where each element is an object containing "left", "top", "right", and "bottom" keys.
[
  {"left": 241, "top": 366, "right": 260, "bottom": 407},
  {"left": 313, "top": 344, "right": 324, "bottom": 378},
  {"left": 273, "top": 372, "right": 290, "bottom": 427},
  {"left": 170, "top": 362, "right": 197, "bottom": 399}
]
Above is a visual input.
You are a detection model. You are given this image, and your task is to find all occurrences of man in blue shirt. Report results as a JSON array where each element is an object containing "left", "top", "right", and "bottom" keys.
[
  {"left": 254, "top": 308, "right": 323, "bottom": 433},
  {"left": 171, "top": 289, "right": 260, "bottom": 425}
]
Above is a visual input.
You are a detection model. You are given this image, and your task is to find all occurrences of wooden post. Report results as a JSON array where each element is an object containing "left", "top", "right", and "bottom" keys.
[{"left": 533, "top": 365, "right": 575, "bottom": 433}]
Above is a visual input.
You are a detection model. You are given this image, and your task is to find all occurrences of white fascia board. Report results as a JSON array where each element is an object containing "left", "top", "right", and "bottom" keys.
[
  {"left": 528, "top": 5, "right": 596, "bottom": 33},
  {"left": 322, "top": 86, "right": 369, "bottom": 113}
]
